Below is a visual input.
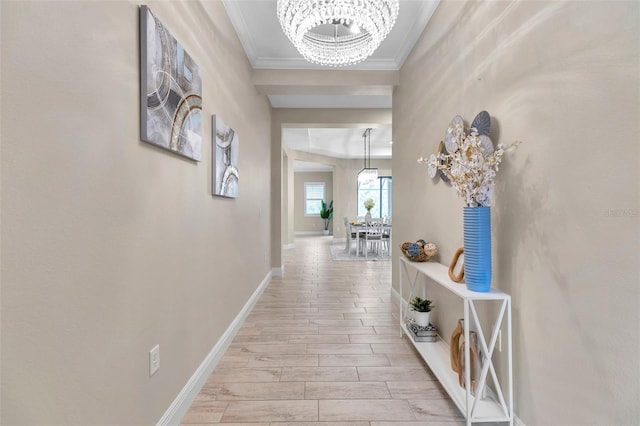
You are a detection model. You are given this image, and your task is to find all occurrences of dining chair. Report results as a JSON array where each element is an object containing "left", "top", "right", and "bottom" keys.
[
  {"left": 382, "top": 224, "right": 391, "bottom": 256},
  {"left": 343, "top": 216, "right": 357, "bottom": 253},
  {"left": 364, "top": 222, "right": 385, "bottom": 258}
]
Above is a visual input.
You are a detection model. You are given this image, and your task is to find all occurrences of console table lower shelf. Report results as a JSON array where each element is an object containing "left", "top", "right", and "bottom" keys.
[
  {"left": 398, "top": 256, "right": 513, "bottom": 425},
  {"left": 402, "top": 333, "right": 508, "bottom": 422}
]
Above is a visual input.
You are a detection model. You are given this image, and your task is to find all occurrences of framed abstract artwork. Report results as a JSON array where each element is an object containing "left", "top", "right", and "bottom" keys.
[
  {"left": 140, "top": 5, "right": 202, "bottom": 161},
  {"left": 212, "top": 115, "right": 239, "bottom": 198}
]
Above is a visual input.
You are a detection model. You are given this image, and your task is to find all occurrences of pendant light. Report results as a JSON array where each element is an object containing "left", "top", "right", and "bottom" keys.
[{"left": 358, "top": 128, "right": 378, "bottom": 184}]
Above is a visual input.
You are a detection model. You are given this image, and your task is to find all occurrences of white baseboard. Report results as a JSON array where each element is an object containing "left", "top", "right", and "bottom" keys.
[
  {"left": 390, "top": 286, "right": 407, "bottom": 311},
  {"left": 332, "top": 237, "right": 346, "bottom": 243},
  {"left": 157, "top": 270, "right": 273, "bottom": 426},
  {"left": 294, "top": 231, "right": 323, "bottom": 235},
  {"left": 272, "top": 265, "right": 284, "bottom": 276},
  {"left": 282, "top": 243, "right": 295, "bottom": 250}
]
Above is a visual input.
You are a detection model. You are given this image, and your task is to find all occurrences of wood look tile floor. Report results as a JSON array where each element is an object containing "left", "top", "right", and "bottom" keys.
[{"left": 181, "top": 236, "right": 463, "bottom": 425}]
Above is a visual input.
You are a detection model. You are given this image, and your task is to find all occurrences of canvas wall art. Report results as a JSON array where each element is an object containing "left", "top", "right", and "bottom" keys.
[
  {"left": 212, "top": 115, "right": 239, "bottom": 198},
  {"left": 140, "top": 5, "right": 202, "bottom": 161}
]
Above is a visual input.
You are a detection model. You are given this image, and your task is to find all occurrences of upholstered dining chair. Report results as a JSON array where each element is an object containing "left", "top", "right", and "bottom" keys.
[
  {"left": 343, "top": 216, "right": 357, "bottom": 253},
  {"left": 381, "top": 216, "right": 392, "bottom": 255},
  {"left": 364, "top": 222, "right": 385, "bottom": 258}
]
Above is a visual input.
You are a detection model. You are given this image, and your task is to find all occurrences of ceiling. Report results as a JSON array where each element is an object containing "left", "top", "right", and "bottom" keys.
[
  {"left": 221, "top": 0, "right": 439, "bottom": 165},
  {"left": 284, "top": 127, "right": 392, "bottom": 160}
]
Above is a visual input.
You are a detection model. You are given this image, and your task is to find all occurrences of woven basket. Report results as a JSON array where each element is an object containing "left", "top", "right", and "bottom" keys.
[
  {"left": 400, "top": 241, "right": 438, "bottom": 262},
  {"left": 401, "top": 248, "right": 430, "bottom": 262}
]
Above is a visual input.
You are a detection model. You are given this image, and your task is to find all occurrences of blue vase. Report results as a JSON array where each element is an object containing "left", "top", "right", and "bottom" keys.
[{"left": 463, "top": 207, "right": 492, "bottom": 292}]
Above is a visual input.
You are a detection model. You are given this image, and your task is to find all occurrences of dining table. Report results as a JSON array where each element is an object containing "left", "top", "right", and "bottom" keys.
[{"left": 349, "top": 222, "right": 392, "bottom": 256}]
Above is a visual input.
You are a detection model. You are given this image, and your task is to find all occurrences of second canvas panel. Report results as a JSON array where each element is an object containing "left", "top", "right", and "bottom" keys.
[{"left": 212, "top": 115, "right": 239, "bottom": 198}]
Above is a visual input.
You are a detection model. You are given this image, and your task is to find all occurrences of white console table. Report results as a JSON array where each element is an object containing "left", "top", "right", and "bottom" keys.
[{"left": 399, "top": 256, "right": 513, "bottom": 425}]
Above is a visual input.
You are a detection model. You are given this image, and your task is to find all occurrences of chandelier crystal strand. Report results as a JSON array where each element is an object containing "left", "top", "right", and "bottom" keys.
[{"left": 277, "top": 0, "right": 400, "bottom": 67}]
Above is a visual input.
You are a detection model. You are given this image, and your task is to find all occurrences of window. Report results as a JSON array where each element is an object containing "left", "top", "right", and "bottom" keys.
[
  {"left": 357, "top": 177, "right": 392, "bottom": 218},
  {"left": 304, "top": 182, "right": 325, "bottom": 216}
]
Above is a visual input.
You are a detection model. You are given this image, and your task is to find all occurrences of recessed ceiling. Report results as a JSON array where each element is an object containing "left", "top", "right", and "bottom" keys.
[
  {"left": 223, "top": 0, "right": 438, "bottom": 71},
  {"left": 221, "top": 0, "right": 434, "bottom": 164},
  {"left": 284, "top": 126, "right": 392, "bottom": 160}
]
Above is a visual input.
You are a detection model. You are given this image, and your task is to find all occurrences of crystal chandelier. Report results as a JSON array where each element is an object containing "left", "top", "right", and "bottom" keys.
[
  {"left": 276, "top": 0, "right": 400, "bottom": 67},
  {"left": 358, "top": 128, "right": 378, "bottom": 184}
]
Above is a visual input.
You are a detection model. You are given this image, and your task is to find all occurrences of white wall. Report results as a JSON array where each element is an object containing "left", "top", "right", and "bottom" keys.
[
  {"left": 393, "top": 1, "right": 639, "bottom": 424},
  {"left": 1, "top": 2, "right": 271, "bottom": 424}
]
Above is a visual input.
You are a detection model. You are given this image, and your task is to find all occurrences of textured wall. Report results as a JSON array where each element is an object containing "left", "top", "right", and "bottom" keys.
[
  {"left": 1, "top": 1, "right": 271, "bottom": 424},
  {"left": 393, "top": 1, "right": 639, "bottom": 424}
]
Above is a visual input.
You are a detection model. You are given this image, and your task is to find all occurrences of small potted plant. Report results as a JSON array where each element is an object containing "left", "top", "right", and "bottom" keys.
[
  {"left": 409, "top": 296, "right": 434, "bottom": 327},
  {"left": 319, "top": 200, "right": 333, "bottom": 235}
]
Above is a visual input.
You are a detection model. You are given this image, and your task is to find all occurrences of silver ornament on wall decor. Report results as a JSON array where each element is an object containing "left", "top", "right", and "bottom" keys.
[
  {"left": 445, "top": 115, "right": 464, "bottom": 153},
  {"left": 471, "top": 110, "right": 491, "bottom": 136}
]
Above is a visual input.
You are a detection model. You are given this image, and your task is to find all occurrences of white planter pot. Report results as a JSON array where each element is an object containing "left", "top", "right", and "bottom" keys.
[
  {"left": 413, "top": 310, "right": 431, "bottom": 327},
  {"left": 323, "top": 230, "right": 330, "bottom": 236}
]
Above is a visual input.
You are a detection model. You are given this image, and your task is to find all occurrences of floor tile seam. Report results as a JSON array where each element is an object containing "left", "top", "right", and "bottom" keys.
[
  {"left": 216, "top": 400, "right": 231, "bottom": 424},
  {"left": 311, "top": 398, "right": 400, "bottom": 403},
  {"left": 315, "top": 400, "right": 418, "bottom": 422},
  {"left": 223, "top": 397, "right": 323, "bottom": 403}
]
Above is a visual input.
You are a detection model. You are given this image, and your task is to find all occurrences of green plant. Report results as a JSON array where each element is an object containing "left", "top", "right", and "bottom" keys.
[
  {"left": 319, "top": 200, "right": 333, "bottom": 231},
  {"left": 409, "top": 297, "right": 434, "bottom": 312}
]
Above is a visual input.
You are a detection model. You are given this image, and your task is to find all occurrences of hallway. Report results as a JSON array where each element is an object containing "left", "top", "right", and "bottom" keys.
[{"left": 181, "top": 236, "right": 462, "bottom": 425}]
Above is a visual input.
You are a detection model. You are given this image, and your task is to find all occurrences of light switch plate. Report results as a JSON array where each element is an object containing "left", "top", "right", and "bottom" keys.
[{"left": 149, "top": 344, "right": 160, "bottom": 376}]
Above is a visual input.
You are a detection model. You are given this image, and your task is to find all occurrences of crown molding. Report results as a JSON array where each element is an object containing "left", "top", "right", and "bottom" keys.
[
  {"left": 394, "top": 0, "right": 440, "bottom": 67},
  {"left": 252, "top": 57, "right": 401, "bottom": 71},
  {"left": 221, "top": 0, "right": 258, "bottom": 68}
]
